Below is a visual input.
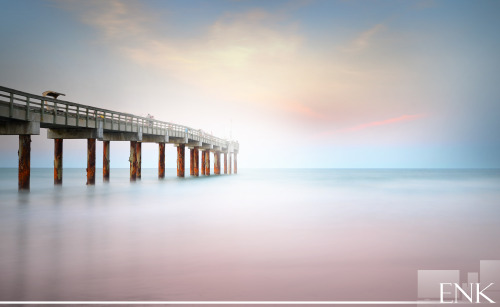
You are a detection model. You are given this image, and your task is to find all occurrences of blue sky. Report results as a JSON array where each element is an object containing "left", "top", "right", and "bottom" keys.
[{"left": 1, "top": 0, "right": 499, "bottom": 168}]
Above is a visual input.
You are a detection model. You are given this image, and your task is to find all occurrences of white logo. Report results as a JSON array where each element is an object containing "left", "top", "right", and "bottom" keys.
[
  {"left": 418, "top": 260, "right": 500, "bottom": 304},
  {"left": 439, "top": 282, "right": 495, "bottom": 303}
]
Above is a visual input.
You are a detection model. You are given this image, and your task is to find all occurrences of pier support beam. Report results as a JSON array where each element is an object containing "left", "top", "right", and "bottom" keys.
[
  {"left": 214, "top": 152, "right": 220, "bottom": 175},
  {"left": 204, "top": 151, "right": 210, "bottom": 176},
  {"left": 229, "top": 154, "right": 232, "bottom": 175},
  {"left": 18, "top": 135, "right": 31, "bottom": 190},
  {"left": 130, "top": 141, "right": 137, "bottom": 181},
  {"left": 103, "top": 140, "right": 110, "bottom": 181},
  {"left": 234, "top": 152, "right": 237, "bottom": 174},
  {"left": 1, "top": 121, "right": 39, "bottom": 135},
  {"left": 177, "top": 144, "right": 185, "bottom": 177},
  {"left": 201, "top": 150, "right": 206, "bottom": 175},
  {"left": 137, "top": 142, "right": 142, "bottom": 179},
  {"left": 54, "top": 138, "right": 63, "bottom": 185},
  {"left": 47, "top": 128, "right": 97, "bottom": 139},
  {"left": 158, "top": 142, "right": 165, "bottom": 179},
  {"left": 224, "top": 153, "right": 227, "bottom": 174},
  {"left": 190, "top": 148, "right": 194, "bottom": 176},
  {"left": 194, "top": 148, "right": 199, "bottom": 176},
  {"left": 87, "top": 138, "right": 96, "bottom": 185}
]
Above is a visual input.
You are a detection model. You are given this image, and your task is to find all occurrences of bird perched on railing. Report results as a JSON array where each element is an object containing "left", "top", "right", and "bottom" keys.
[{"left": 42, "top": 90, "right": 65, "bottom": 99}]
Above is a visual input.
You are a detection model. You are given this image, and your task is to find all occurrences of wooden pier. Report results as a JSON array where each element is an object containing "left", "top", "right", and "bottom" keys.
[{"left": 0, "top": 86, "right": 239, "bottom": 190}]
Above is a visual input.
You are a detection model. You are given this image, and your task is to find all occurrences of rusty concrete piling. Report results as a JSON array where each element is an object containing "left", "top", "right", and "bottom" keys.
[
  {"left": 229, "top": 154, "right": 232, "bottom": 175},
  {"left": 86, "top": 138, "right": 96, "bottom": 185},
  {"left": 213, "top": 151, "right": 218, "bottom": 175},
  {"left": 177, "top": 144, "right": 185, "bottom": 177},
  {"left": 136, "top": 142, "right": 142, "bottom": 179},
  {"left": 214, "top": 151, "right": 220, "bottom": 175},
  {"left": 130, "top": 141, "right": 137, "bottom": 181},
  {"left": 201, "top": 150, "right": 206, "bottom": 175},
  {"left": 18, "top": 135, "right": 31, "bottom": 190},
  {"left": 103, "top": 140, "right": 110, "bottom": 181},
  {"left": 204, "top": 150, "right": 210, "bottom": 176},
  {"left": 190, "top": 148, "right": 194, "bottom": 176},
  {"left": 194, "top": 148, "right": 199, "bottom": 176},
  {"left": 54, "top": 138, "right": 63, "bottom": 185},
  {"left": 158, "top": 142, "right": 165, "bottom": 178}
]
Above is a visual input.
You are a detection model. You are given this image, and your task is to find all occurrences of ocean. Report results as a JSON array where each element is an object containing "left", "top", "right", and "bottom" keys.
[{"left": 0, "top": 168, "right": 499, "bottom": 303}]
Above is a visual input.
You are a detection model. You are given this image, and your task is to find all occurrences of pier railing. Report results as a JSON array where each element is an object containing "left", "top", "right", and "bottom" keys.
[{"left": 0, "top": 85, "right": 237, "bottom": 149}]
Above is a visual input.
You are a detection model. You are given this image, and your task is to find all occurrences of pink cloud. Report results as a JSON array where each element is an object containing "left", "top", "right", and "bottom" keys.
[
  {"left": 344, "top": 114, "right": 426, "bottom": 132},
  {"left": 285, "top": 103, "right": 327, "bottom": 120},
  {"left": 320, "top": 113, "right": 427, "bottom": 137}
]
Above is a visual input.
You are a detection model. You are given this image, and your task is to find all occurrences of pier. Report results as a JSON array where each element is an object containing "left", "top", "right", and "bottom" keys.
[{"left": 0, "top": 86, "right": 239, "bottom": 190}]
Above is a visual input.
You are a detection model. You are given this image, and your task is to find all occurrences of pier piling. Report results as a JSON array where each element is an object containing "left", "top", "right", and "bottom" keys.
[
  {"left": 137, "top": 142, "right": 142, "bottom": 179},
  {"left": 86, "top": 138, "right": 96, "bottom": 185},
  {"left": 18, "top": 135, "right": 31, "bottom": 190},
  {"left": 204, "top": 151, "right": 210, "bottom": 176},
  {"left": 201, "top": 150, "right": 206, "bottom": 175},
  {"left": 103, "top": 140, "right": 110, "bottom": 181},
  {"left": 194, "top": 148, "right": 199, "bottom": 176},
  {"left": 159, "top": 142, "right": 165, "bottom": 178},
  {"left": 214, "top": 152, "right": 220, "bottom": 175},
  {"left": 130, "top": 141, "right": 137, "bottom": 181},
  {"left": 177, "top": 144, "right": 185, "bottom": 177},
  {"left": 190, "top": 148, "right": 194, "bottom": 176},
  {"left": 54, "top": 138, "right": 63, "bottom": 185}
]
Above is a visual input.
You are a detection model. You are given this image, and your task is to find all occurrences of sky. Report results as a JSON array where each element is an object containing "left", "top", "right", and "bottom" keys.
[{"left": 1, "top": 0, "right": 499, "bottom": 168}]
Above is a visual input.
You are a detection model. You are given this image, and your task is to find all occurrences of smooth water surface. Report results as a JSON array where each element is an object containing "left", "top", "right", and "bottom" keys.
[{"left": 0, "top": 168, "right": 499, "bottom": 301}]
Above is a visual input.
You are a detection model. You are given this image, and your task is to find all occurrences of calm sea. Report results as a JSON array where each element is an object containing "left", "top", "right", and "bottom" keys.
[{"left": 0, "top": 168, "right": 499, "bottom": 302}]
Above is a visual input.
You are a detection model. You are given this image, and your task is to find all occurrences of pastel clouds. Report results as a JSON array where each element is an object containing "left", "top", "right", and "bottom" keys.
[
  {"left": 73, "top": 0, "right": 150, "bottom": 40},
  {"left": 341, "top": 24, "right": 386, "bottom": 53},
  {"left": 58, "top": 0, "right": 428, "bottom": 140},
  {"left": 72, "top": 1, "right": 303, "bottom": 105}
]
